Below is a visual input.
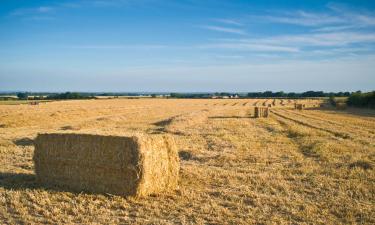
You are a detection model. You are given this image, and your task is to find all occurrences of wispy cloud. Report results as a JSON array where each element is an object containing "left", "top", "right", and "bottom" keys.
[
  {"left": 199, "top": 43, "right": 299, "bottom": 53},
  {"left": 68, "top": 44, "right": 168, "bottom": 50},
  {"left": 253, "top": 3, "right": 375, "bottom": 30},
  {"left": 214, "top": 55, "right": 244, "bottom": 59},
  {"left": 327, "top": 3, "right": 375, "bottom": 26},
  {"left": 260, "top": 32, "right": 375, "bottom": 47},
  {"left": 10, "top": 6, "right": 54, "bottom": 16},
  {"left": 72, "top": 0, "right": 155, "bottom": 8},
  {"left": 257, "top": 10, "right": 343, "bottom": 26},
  {"left": 213, "top": 18, "right": 243, "bottom": 26},
  {"left": 199, "top": 25, "right": 246, "bottom": 35},
  {"left": 9, "top": 0, "right": 151, "bottom": 18},
  {"left": 312, "top": 25, "right": 357, "bottom": 32}
]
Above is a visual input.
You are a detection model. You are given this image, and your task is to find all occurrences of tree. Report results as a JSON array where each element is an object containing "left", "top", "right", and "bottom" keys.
[{"left": 17, "top": 92, "right": 28, "bottom": 100}]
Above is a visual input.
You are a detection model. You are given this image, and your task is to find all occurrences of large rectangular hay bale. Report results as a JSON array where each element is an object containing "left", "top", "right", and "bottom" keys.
[
  {"left": 34, "top": 133, "right": 179, "bottom": 197},
  {"left": 336, "top": 102, "right": 347, "bottom": 110},
  {"left": 254, "top": 107, "right": 269, "bottom": 118},
  {"left": 295, "top": 103, "right": 305, "bottom": 110}
]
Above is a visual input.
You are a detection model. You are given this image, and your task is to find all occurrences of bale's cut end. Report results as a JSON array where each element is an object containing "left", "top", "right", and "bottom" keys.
[{"left": 34, "top": 133, "right": 179, "bottom": 197}]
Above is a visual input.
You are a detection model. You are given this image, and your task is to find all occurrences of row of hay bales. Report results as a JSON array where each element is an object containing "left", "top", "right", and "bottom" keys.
[
  {"left": 34, "top": 133, "right": 179, "bottom": 197},
  {"left": 294, "top": 103, "right": 322, "bottom": 110},
  {"left": 254, "top": 101, "right": 323, "bottom": 118}
]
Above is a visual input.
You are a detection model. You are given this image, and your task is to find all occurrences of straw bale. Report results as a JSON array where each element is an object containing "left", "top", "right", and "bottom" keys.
[
  {"left": 34, "top": 133, "right": 179, "bottom": 197},
  {"left": 336, "top": 102, "right": 347, "bottom": 110},
  {"left": 254, "top": 107, "right": 269, "bottom": 118},
  {"left": 295, "top": 103, "right": 304, "bottom": 110}
]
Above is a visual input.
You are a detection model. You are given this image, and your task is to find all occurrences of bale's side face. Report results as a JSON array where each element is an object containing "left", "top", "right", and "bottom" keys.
[{"left": 34, "top": 133, "right": 179, "bottom": 197}]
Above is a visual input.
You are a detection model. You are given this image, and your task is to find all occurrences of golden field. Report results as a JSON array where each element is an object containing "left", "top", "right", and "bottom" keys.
[{"left": 0, "top": 98, "right": 374, "bottom": 224}]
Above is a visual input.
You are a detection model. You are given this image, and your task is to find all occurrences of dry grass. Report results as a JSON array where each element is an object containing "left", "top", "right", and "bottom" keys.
[{"left": 0, "top": 98, "right": 374, "bottom": 224}]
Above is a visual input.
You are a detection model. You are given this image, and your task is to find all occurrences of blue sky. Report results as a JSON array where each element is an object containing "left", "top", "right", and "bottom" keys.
[{"left": 1, "top": 0, "right": 375, "bottom": 92}]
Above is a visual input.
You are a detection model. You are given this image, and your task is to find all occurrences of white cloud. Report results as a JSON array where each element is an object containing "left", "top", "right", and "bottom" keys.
[
  {"left": 261, "top": 32, "right": 375, "bottom": 47},
  {"left": 312, "top": 25, "right": 357, "bottom": 32},
  {"left": 199, "top": 43, "right": 299, "bottom": 53},
  {"left": 199, "top": 25, "right": 246, "bottom": 35},
  {"left": 257, "top": 10, "right": 343, "bottom": 26},
  {"left": 10, "top": 6, "right": 54, "bottom": 16},
  {"left": 68, "top": 44, "right": 168, "bottom": 49},
  {"left": 253, "top": 4, "right": 375, "bottom": 29},
  {"left": 214, "top": 19, "right": 243, "bottom": 26}
]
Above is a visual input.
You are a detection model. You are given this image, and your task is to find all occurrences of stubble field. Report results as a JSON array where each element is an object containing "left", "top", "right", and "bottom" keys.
[{"left": 0, "top": 98, "right": 374, "bottom": 224}]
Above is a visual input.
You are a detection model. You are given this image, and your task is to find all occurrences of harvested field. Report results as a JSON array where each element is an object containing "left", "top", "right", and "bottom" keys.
[{"left": 0, "top": 98, "right": 374, "bottom": 224}]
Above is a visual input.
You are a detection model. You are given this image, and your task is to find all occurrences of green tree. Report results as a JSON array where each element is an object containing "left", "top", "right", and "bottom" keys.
[{"left": 17, "top": 92, "right": 28, "bottom": 100}]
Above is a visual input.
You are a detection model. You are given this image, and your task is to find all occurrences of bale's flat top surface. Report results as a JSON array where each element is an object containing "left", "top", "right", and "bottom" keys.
[{"left": 1, "top": 98, "right": 375, "bottom": 224}]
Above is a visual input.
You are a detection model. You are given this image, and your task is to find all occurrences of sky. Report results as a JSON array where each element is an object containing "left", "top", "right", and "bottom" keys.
[{"left": 0, "top": 0, "right": 375, "bottom": 92}]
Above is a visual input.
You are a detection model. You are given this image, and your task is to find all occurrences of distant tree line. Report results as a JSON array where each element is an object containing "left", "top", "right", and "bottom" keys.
[
  {"left": 46, "top": 92, "right": 94, "bottom": 100},
  {"left": 347, "top": 91, "right": 375, "bottom": 108},
  {"left": 246, "top": 91, "right": 351, "bottom": 98},
  {"left": 17, "top": 92, "right": 29, "bottom": 100},
  {"left": 7, "top": 91, "right": 375, "bottom": 108},
  {"left": 170, "top": 93, "right": 212, "bottom": 98},
  {"left": 169, "top": 91, "right": 351, "bottom": 99}
]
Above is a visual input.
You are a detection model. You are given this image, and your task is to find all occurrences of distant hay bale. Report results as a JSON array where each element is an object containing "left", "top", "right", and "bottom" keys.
[
  {"left": 34, "top": 133, "right": 179, "bottom": 197},
  {"left": 336, "top": 102, "right": 347, "bottom": 110},
  {"left": 29, "top": 101, "right": 39, "bottom": 105},
  {"left": 254, "top": 107, "right": 269, "bottom": 118},
  {"left": 295, "top": 103, "right": 305, "bottom": 110}
]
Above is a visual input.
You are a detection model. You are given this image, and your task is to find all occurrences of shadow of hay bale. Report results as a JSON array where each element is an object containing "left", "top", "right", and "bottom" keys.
[
  {"left": 60, "top": 125, "right": 80, "bottom": 130},
  {"left": 13, "top": 137, "right": 34, "bottom": 146},
  {"left": 179, "top": 150, "right": 193, "bottom": 161},
  {"left": 349, "top": 160, "right": 373, "bottom": 170},
  {"left": 153, "top": 118, "right": 173, "bottom": 127},
  {"left": 0, "top": 172, "right": 39, "bottom": 190},
  {"left": 0, "top": 172, "right": 102, "bottom": 195},
  {"left": 209, "top": 116, "right": 250, "bottom": 119}
]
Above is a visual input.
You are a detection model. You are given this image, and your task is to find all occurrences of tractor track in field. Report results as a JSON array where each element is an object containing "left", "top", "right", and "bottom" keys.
[
  {"left": 269, "top": 115, "right": 325, "bottom": 162},
  {"left": 271, "top": 109, "right": 374, "bottom": 146},
  {"left": 270, "top": 110, "right": 351, "bottom": 139},
  {"left": 279, "top": 109, "right": 375, "bottom": 136},
  {"left": 298, "top": 109, "right": 375, "bottom": 130}
]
